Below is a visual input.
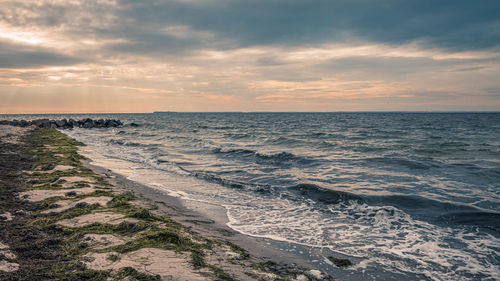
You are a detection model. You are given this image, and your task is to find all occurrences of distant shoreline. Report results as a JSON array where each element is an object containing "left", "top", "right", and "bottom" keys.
[{"left": 2, "top": 111, "right": 500, "bottom": 115}]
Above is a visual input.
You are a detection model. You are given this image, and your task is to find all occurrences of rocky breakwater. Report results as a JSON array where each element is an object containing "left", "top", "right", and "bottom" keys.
[{"left": 0, "top": 118, "right": 124, "bottom": 129}]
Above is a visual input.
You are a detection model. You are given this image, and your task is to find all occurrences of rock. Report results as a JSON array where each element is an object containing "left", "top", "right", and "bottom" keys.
[
  {"left": 55, "top": 119, "right": 67, "bottom": 127},
  {"left": 19, "top": 120, "right": 30, "bottom": 127},
  {"left": 327, "top": 256, "right": 352, "bottom": 267},
  {"left": 69, "top": 119, "right": 78, "bottom": 127},
  {"left": 83, "top": 121, "right": 93, "bottom": 128},
  {"left": 32, "top": 119, "right": 50, "bottom": 127},
  {"left": 97, "top": 119, "right": 105, "bottom": 127},
  {"left": 112, "top": 120, "right": 120, "bottom": 127},
  {"left": 129, "top": 123, "right": 139, "bottom": 127},
  {"left": 50, "top": 121, "right": 58, "bottom": 128},
  {"left": 64, "top": 121, "right": 74, "bottom": 129},
  {"left": 75, "top": 202, "right": 89, "bottom": 208},
  {"left": 41, "top": 163, "right": 56, "bottom": 171},
  {"left": 65, "top": 191, "right": 78, "bottom": 197},
  {"left": 0, "top": 118, "right": 123, "bottom": 130}
]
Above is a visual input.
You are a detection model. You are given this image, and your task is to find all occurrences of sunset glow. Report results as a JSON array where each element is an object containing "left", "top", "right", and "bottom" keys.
[{"left": 1, "top": 0, "right": 499, "bottom": 113}]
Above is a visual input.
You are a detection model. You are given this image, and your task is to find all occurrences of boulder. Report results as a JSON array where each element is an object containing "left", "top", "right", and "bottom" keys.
[
  {"left": 55, "top": 119, "right": 67, "bottom": 127},
  {"left": 107, "top": 120, "right": 118, "bottom": 127},
  {"left": 19, "top": 120, "right": 30, "bottom": 127},
  {"left": 83, "top": 121, "right": 93, "bottom": 128},
  {"left": 32, "top": 119, "right": 50, "bottom": 127},
  {"left": 64, "top": 122, "right": 74, "bottom": 129},
  {"left": 0, "top": 118, "right": 123, "bottom": 129},
  {"left": 96, "top": 119, "right": 105, "bottom": 127}
]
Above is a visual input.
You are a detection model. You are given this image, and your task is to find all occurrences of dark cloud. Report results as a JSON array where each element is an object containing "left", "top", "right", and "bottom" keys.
[
  {"left": 483, "top": 87, "right": 500, "bottom": 94},
  {"left": 114, "top": 0, "right": 500, "bottom": 52},
  {"left": 452, "top": 66, "right": 487, "bottom": 72},
  {"left": 1, "top": 0, "right": 498, "bottom": 61},
  {"left": 0, "top": 41, "right": 80, "bottom": 68},
  {"left": 319, "top": 56, "right": 472, "bottom": 71}
]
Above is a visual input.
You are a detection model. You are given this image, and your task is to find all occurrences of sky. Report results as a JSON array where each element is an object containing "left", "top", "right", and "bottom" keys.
[{"left": 1, "top": 0, "right": 499, "bottom": 113}]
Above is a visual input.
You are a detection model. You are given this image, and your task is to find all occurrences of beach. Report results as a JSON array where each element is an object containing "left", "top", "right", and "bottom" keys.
[
  {"left": 1, "top": 112, "right": 499, "bottom": 281},
  {"left": 0, "top": 125, "right": 335, "bottom": 280}
]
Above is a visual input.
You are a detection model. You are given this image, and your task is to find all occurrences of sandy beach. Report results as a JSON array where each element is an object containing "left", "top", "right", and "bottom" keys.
[{"left": 0, "top": 125, "right": 336, "bottom": 280}]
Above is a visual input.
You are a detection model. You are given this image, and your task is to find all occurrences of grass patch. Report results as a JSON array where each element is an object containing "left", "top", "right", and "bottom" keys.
[
  {"left": 209, "top": 266, "right": 235, "bottom": 281},
  {"left": 215, "top": 228, "right": 233, "bottom": 237},
  {"left": 227, "top": 241, "right": 250, "bottom": 260},
  {"left": 185, "top": 219, "right": 215, "bottom": 225},
  {"left": 61, "top": 233, "right": 89, "bottom": 256},
  {"left": 113, "top": 267, "right": 160, "bottom": 281},
  {"left": 107, "top": 254, "right": 120, "bottom": 262},
  {"left": 107, "top": 192, "right": 135, "bottom": 209},
  {"left": 59, "top": 203, "right": 100, "bottom": 219},
  {"left": 51, "top": 262, "right": 110, "bottom": 281},
  {"left": 113, "top": 221, "right": 150, "bottom": 235},
  {"left": 191, "top": 249, "right": 206, "bottom": 268},
  {"left": 111, "top": 229, "right": 196, "bottom": 254},
  {"left": 23, "top": 128, "right": 86, "bottom": 170},
  {"left": 129, "top": 208, "right": 160, "bottom": 221}
]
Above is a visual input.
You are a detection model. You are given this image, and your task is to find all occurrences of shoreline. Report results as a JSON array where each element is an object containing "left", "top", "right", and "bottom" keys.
[
  {"left": 0, "top": 126, "right": 336, "bottom": 280},
  {"left": 80, "top": 148, "right": 319, "bottom": 268}
]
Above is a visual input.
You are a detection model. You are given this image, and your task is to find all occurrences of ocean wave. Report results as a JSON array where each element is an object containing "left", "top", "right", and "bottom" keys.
[
  {"left": 212, "top": 147, "right": 315, "bottom": 166},
  {"left": 224, "top": 132, "right": 254, "bottom": 139},
  {"left": 367, "top": 194, "right": 500, "bottom": 230},
  {"left": 287, "top": 183, "right": 363, "bottom": 204},
  {"left": 438, "top": 211, "right": 500, "bottom": 233},
  {"left": 108, "top": 139, "right": 147, "bottom": 147},
  {"left": 285, "top": 183, "right": 500, "bottom": 232},
  {"left": 439, "top": 141, "right": 470, "bottom": 147},
  {"left": 116, "top": 130, "right": 139, "bottom": 135},
  {"left": 197, "top": 125, "right": 235, "bottom": 130},
  {"left": 191, "top": 170, "right": 272, "bottom": 193},
  {"left": 266, "top": 136, "right": 299, "bottom": 145},
  {"left": 364, "top": 156, "right": 439, "bottom": 170}
]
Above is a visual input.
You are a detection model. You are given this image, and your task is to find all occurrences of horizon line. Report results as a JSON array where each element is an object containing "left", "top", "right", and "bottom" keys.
[{"left": 2, "top": 110, "right": 500, "bottom": 115}]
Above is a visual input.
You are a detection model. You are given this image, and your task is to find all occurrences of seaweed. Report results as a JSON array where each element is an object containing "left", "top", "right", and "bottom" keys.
[
  {"left": 106, "top": 254, "right": 120, "bottom": 262},
  {"left": 227, "top": 241, "right": 250, "bottom": 260},
  {"left": 113, "top": 267, "right": 160, "bottom": 281}
]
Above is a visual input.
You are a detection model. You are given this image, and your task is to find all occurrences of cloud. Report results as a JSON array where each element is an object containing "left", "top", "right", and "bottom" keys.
[
  {"left": 0, "top": 0, "right": 499, "bottom": 112},
  {"left": 1, "top": 0, "right": 499, "bottom": 61},
  {"left": 0, "top": 40, "right": 80, "bottom": 68},
  {"left": 112, "top": 0, "right": 500, "bottom": 51}
]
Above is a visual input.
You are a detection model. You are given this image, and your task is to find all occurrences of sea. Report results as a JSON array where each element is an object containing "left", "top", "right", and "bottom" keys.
[{"left": 2, "top": 112, "right": 499, "bottom": 280}]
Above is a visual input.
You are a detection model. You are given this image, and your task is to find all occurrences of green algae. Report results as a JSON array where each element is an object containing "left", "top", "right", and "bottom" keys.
[
  {"left": 106, "top": 253, "right": 120, "bottom": 262},
  {"left": 114, "top": 267, "right": 160, "bottom": 281}
]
